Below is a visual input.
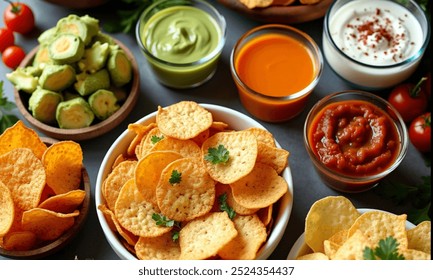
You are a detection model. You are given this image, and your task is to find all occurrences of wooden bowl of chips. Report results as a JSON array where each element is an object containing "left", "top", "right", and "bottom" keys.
[
  {"left": 286, "top": 196, "right": 431, "bottom": 260},
  {"left": 95, "top": 101, "right": 293, "bottom": 260},
  {"left": 12, "top": 35, "right": 139, "bottom": 142},
  {"left": 218, "top": 0, "right": 333, "bottom": 24},
  {"left": 0, "top": 124, "right": 90, "bottom": 259}
]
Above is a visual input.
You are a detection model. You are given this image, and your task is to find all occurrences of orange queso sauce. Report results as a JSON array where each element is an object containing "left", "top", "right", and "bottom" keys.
[
  {"left": 308, "top": 100, "right": 400, "bottom": 177},
  {"left": 234, "top": 33, "right": 316, "bottom": 122}
]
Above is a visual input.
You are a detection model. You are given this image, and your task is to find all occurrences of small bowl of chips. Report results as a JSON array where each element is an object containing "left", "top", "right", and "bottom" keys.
[
  {"left": 287, "top": 196, "right": 431, "bottom": 260},
  {"left": 96, "top": 101, "right": 293, "bottom": 260},
  {"left": 0, "top": 121, "right": 90, "bottom": 259}
]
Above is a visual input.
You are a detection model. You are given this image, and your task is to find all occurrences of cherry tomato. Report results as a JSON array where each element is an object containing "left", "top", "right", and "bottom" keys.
[
  {"left": 3, "top": 2, "right": 35, "bottom": 34},
  {"left": 2, "top": 45, "right": 25, "bottom": 69},
  {"left": 387, "top": 77, "right": 428, "bottom": 123},
  {"left": 0, "top": 27, "right": 14, "bottom": 52},
  {"left": 409, "top": 112, "right": 431, "bottom": 153}
]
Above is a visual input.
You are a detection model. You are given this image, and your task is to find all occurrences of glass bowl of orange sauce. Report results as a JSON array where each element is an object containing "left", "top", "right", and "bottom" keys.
[
  {"left": 303, "top": 90, "right": 408, "bottom": 193},
  {"left": 230, "top": 24, "right": 323, "bottom": 122}
]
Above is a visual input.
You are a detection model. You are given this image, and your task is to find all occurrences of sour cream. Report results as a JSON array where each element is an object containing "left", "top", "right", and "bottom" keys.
[
  {"left": 329, "top": 0, "right": 423, "bottom": 66},
  {"left": 323, "top": 0, "right": 429, "bottom": 89}
]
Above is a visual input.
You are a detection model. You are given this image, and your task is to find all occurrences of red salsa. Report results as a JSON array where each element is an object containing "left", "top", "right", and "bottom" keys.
[{"left": 309, "top": 100, "right": 400, "bottom": 177}]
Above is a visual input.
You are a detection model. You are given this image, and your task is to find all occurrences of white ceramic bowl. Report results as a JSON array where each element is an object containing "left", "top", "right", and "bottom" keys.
[
  {"left": 95, "top": 103, "right": 293, "bottom": 260},
  {"left": 286, "top": 208, "right": 415, "bottom": 260}
]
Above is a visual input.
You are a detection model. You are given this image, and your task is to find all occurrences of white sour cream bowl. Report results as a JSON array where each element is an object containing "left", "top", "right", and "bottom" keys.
[{"left": 323, "top": 0, "right": 430, "bottom": 89}]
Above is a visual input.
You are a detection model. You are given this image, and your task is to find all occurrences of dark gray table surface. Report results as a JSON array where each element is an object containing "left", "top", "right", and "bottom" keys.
[{"left": 0, "top": 0, "right": 430, "bottom": 260}]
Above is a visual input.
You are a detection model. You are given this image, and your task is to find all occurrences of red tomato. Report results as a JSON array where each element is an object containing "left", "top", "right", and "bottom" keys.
[
  {"left": 409, "top": 112, "right": 431, "bottom": 153},
  {"left": 388, "top": 78, "right": 428, "bottom": 123},
  {"left": 0, "top": 27, "right": 14, "bottom": 52},
  {"left": 3, "top": 2, "right": 35, "bottom": 34},
  {"left": 2, "top": 45, "right": 25, "bottom": 69}
]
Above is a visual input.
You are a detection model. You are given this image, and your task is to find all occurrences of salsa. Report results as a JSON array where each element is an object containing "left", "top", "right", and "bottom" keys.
[{"left": 308, "top": 100, "right": 400, "bottom": 176}]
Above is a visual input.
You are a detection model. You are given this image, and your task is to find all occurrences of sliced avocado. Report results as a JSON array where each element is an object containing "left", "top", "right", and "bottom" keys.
[
  {"left": 90, "top": 32, "right": 115, "bottom": 46},
  {"left": 56, "top": 97, "right": 95, "bottom": 129},
  {"left": 56, "top": 14, "right": 97, "bottom": 46},
  {"left": 79, "top": 15, "right": 100, "bottom": 40},
  {"left": 37, "top": 27, "right": 57, "bottom": 45},
  {"left": 74, "top": 69, "right": 110, "bottom": 96},
  {"left": 88, "top": 89, "right": 120, "bottom": 120},
  {"left": 49, "top": 34, "right": 85, "bottom": 64},
  {"left": 33, "top": 44, "right": 55, "bottom": 69},
  {"left": 63, "top": 91, "right": 80, "bottom": 101},
  {"left": 23, "top": 65, "right": 43, "bottom": 77},
  {"left": 39, "top": 64, "right": 76, "bottom": 92},
  {"left": 78, "top": 41, "right": 110, "bottom": 74},
  {"left": 28, "top": 88, "right": 63, "bottom": 124},
  {"left": 6, "top": 67, "right": 39, "bottom": 94},
  {"left": 107, "top": 49, "right": 132, "bottom": 87}
]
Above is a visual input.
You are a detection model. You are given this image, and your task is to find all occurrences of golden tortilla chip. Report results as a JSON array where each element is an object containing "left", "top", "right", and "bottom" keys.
[
  {"left": 135, "top": 232, "right": 181, "bottom": 260},
  {"left": 38, "top": 189, "right": 86, "bottom": 213},
  {"left": 42, "top": 141, "right": 83, "bottom": 195},
  {"left": 202, "top": 131, "right": 258, "bottom": 184},
  {"left": 156, "top": 101, "right": 213, "bottom": 140},
  {"left": 156, "top": 157, "right": 216, "bottom": 222},
  {"left": 0, "top": 120, "right": 47, "bottom": 160},
  {"left": 407, "top": 221, "right": 431, "bottom": 254},
  {"left": 179, "top": 212, "right": 237, "bottom": 260},
  {"left": 230, "top": 163, "right": 288, "bottom": 209},
  {"left": 0, "top": 182, "right": 14, "bottom": 236},
  {"left": 103, "top": 160, "right": 137, "bottom": 210},
  {"left": 1, "top": 231, "right": 37, "bottom": 251},
  {"left": 0, "top": 148, "right": 46, "bottom": 211},
  {"left": 218, "top": 214, "right": 267, "bottom": 260},
  {"left": 305, "top": 196, "right": 360, "bottom": 253}
]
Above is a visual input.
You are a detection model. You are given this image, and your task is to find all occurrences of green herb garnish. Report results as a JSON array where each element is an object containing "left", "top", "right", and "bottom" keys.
[
  {"left": 363, "top": 236, "right": 405, "bottom": 260},
  {"left": 0, "top": 81, "right": 19, "bottom": 133},
  {"left": 218, "top": 193, "right": 236, "bottom": 220},
  {"left": 169, "top": 170, "right": 182, "bottom": 185},
  {"left": 204, "top": 144, "right": 229, "bottom": 164},
  {"left": 152, "top": 213, "right": 181, "bottom": 241},
  {"left": 151, "top": 135, "right": 164, "bottom": 144}
]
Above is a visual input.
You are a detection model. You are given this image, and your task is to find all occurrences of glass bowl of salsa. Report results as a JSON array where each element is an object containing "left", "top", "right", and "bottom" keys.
[
  {"left": 303, "top": 90, "right": 408, "bottom": 193},
  {"left": 230, "top": 24, "right": 323, "bottom": 123},
  {"left": 135, "top": 0, "right": 226, "bottom": 89}
]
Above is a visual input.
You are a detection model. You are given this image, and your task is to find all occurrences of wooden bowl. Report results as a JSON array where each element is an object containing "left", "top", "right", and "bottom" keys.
[
  {"left": 218, "top": 0, "right": 333, "bottom": 24},
  {"left": 0, "top": 138, "right": 91, "bottom": 259},
  {"left": 14, "top": 38, "right": 140, "bottom": 142}
]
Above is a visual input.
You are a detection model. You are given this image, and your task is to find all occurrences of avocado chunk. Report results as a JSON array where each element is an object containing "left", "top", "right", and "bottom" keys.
[
  {"left": 28, "top": 88, "right": 63, "bottom": 124},
  {"left": 37, "top": 27, "right": 57, "bottom": 45},
  {"left": 6, "top": 67, "right": 39, "bottom": 94},
  {"left": 49, "top": 34, "right": 85, "bottom": 64},
  {"left": 74, "top": 69, "right": 110, "bottom": 96},
  {"left": 78, "top": 41, "right": 110, "bottom": 74},
  {"left": 39, "top": 64, "right": 76, "bottom": 92},
  {"left": 33, "top": 44, "right": 55, "bottom": 69},
  {"left": 56, "top": 14, "right": 98, "bottom": 46},
  {"left": 107, "top": 49, "right": 132, "bottom": 87},
  {"left": 88, "top": 89, "right": 120, "bottom": 120},
  {"left": 56, "top": 97, "right": 95, "bottom": 129},
  {"left": 90, "top": 32, "right": 115, "bottom": 46}
]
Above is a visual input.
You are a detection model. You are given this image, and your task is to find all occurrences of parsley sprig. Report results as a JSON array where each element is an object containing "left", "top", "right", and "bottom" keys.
[
  {"left": 0, "top": 81, "right": 19, "bottom": 133},
  {"left": 151, "top": 135, "right": 164, "bottom": 144},
  {"left": 218, "top": 193, "right": 236, "bottom": 219},
  {"left": 152, "top": 213, "right": 181, "bottom": 241},
  {"left": 204, "top": 144, "right": 230, "bottom": 164},
  {"left": 169, "top": 170, "right": 182, "bottom": 185},
  {"left": 363, "top": 236, "right": 405, "bottom": 260}
]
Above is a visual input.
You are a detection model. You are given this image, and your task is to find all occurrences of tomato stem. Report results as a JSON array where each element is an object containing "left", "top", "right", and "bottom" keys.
[
  {"left": 4, "top": 0, "right": 20, "bottom": 13},
  {"left": 411, "top": 76, "right": 428, "bottom": 97}
]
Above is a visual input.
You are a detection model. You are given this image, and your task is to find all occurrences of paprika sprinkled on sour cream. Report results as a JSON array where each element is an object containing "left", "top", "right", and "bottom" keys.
[{"left": 329, "top": 0, "right": 423, "bottom": 66}]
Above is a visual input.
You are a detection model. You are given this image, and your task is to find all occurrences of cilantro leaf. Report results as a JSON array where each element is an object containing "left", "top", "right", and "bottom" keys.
[
  {"left": 0, "top": 80, "right": 19, "bottom": 133},
  {"left": 151, "top": 135, "right": 164, "bottom": 144},
  {"left": 152, "top": 213, "right": 181, "bottom": 242},
  {"left": 218, "top": 193, "right": 236, "bottom": 219},
  {"left": 204, "top": 144, "right": 229, "bottom": 164},
  {"left": 363, "top": 236, "right": 405, "bottom": 260},
  {"left": 169, "top": 170, "right": 182, "bottom": 185}
]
